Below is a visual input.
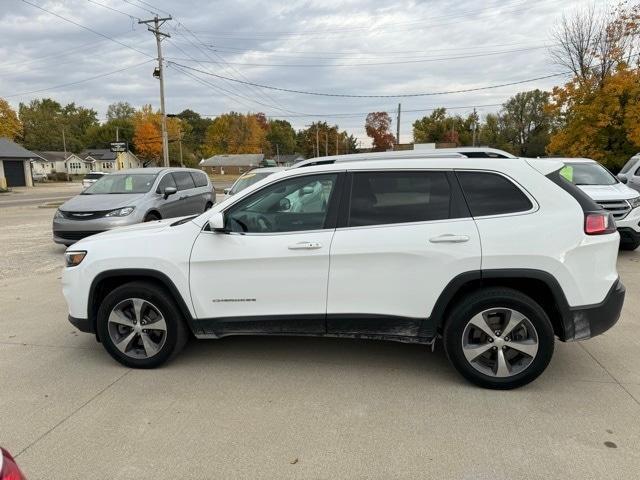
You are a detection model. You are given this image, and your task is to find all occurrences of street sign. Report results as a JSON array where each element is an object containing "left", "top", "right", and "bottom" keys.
[{"left": 110, "top": 141, "right": 127, "bottom": 153}]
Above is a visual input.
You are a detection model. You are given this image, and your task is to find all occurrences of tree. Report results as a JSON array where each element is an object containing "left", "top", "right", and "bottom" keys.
[
  {"left": 133, "top": 121, "right": 162, "bottom": 164},
  {"left": 267, "top": 119, "right": 297, "bottom": 156},
  {"left": 550, "top": 3, "right": 640, "bottom": 87},
  {"left": 176, "top": 109, "right": 212, "bottom": 160},
  {"left": 106, "top": 102, "right": 135, "bottom": 121},
  {"left": 296, "top": 122, "right": 352, "bottom": 158},
  {"left": 547, "top": 66, "right": 640, "bottom": 169},
  {"left": 500, "top": 89, "right": 551, "bottom": 156},
  {"left": 0, "top": 98, "right": 22, "bottom": 140},
  {"left": 202, "top": 112, "right": 267, "bottom": 156},
  {"left": 19, "top": 98, "right": 98, "bottom": 152},
  {"left": 412, "top": 108, "right": 476, "bottom": 146},
  {"left": 365, "top": 112, "right": 395, "bottom": 151}
]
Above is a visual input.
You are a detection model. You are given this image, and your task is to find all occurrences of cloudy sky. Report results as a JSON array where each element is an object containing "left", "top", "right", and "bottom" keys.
[{"left": 1, "top": 0, "right": 604, "bottom": 146}]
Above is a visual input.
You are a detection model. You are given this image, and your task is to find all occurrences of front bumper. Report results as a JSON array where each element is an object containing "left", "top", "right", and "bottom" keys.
[
  {"left": 617, "top": 227, "right": 640, "bottom": 245},
  {"left": 561, "top": 279, "right": 625, "bottom": 341},
  {"left": 53, "top": 214, "right": 142, "bottom": 245}
]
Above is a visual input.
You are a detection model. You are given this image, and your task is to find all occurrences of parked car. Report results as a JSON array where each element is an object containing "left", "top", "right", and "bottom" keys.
[
  {"left": 53, "top": 168, "right": 215, "bottom": 246},
  {"left": 32, "top": 171, "right": 47, "bottom": 182},
  {"left": 223, "top": 167, "right": 285, "bottom": 196},
  {"left": 617, "top": 153, "right": 640, "bottom": 188},
  {"left": 1, "top": 447, "right": 27, "bottom": 479},
  {"left": 557, "top": 158, "right": 640, "bottom": 250},
  {"left": 82, "top": 171, "right": 106, "bottom": 189},
  {"left": 63, "top": 152, "right": 624, "bottom": 389}
]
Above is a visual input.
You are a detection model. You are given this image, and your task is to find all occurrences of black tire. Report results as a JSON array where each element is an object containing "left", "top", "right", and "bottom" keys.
[
  {"left": 96, "top": 281, "right": 189, "bottom": 368},
  {"left": 204, "top": 201, "right": 213, "bottom": 211},
  {"left": 620, "top": 238, "right": 640, "bottom": 251},
  {"left": 144, "top": 212, "right": 161, "bottom": 222},
  {"left": 443, "top": 287, "right": 554, "bottom": 390}
]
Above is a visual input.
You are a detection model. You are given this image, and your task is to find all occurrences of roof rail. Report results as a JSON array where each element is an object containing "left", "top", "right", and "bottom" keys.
[{"left": 292, "top": 147, "right": 515, "bottom": 168}]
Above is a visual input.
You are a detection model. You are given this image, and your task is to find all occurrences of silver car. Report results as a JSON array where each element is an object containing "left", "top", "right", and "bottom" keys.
[{"left": 53, "top": 167, "right": 215, "bottom": 245}]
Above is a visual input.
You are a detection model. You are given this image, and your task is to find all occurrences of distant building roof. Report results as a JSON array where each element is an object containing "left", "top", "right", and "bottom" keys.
[
  {"left": 80, "top": 149, "right": 117, "bottom": 161},
  {"left": 0, "top": 137, "right": 42, "bottom": 159},
  {"left": 267, "top": 154, "right": 305, "bottom": 164},
  {"left": 33, "top": 151, "right": 69, "bottom": 162},
  {"left": 200, "top": 154, "right": 264, "bottom": 167}
]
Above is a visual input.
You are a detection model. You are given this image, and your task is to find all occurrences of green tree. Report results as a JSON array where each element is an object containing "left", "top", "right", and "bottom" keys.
[
  {"left": 412, "top": 108, "right": 476, "bottom": 146},
  {"left": 500, "top": 89, "right": 551, "bottom": 157},
  {"left": 106, "top": 102, "right": 136, "bottom": 121},
  {"left": 267, "top": 119, "right": 297, "bottom": 156},
  {"left": 296, "top": 122, "right": 352, "bottom": 158},
  {"left": 176, "top": 109, "right": 213, "bottom": 160}
]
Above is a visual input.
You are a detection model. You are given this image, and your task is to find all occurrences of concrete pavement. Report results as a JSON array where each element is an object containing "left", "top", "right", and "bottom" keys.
[
  {"left": 0, "top": 183, "right": 83, "bottom": 208},
  {"left": 0, "top": 205, "right": 639, "bottom": 479}
]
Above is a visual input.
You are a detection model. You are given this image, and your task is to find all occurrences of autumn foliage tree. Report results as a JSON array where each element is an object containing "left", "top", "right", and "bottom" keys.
[
  {"left": 202, "top": 112, "right": 267, "bottom": 157},
  {"left": 365, "top": 112, "right": 395, "bottom": 151},
  {"left": 0, "top": 98, "right": 22, "bottom": 140}
]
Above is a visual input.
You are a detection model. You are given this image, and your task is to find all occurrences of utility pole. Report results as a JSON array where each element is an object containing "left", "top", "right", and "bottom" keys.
[
  {"left": 139, "top": 15, "right": 172, "bottom": 167},
  {"left": 325, "top": 132, "right": 328, "bottom": 156},
  {"left": 62, "top": 128, "right": 67, "bottom": 159},
  {"left": 316, "top": 125, "right": 320, "bottom": 157},
  {"left": 276, "top": 144, "right": 280, "bottom": 163},
  {"left": 396, "top": 103, "right": 401, "bottom": 149},
  {"left": 472, "top": 107, "right": 477, "bottom": 147},
  {"left": 335, "top": 133, "right": 339, "bottom": 155}
]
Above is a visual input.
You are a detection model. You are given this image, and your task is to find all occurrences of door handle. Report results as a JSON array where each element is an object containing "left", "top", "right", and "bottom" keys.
[
  {"left": 429, "top": 234, "right": 470, "bottom": 243},
  {"left": 288, "top": 241, "right": 322, "bottom": 250}
]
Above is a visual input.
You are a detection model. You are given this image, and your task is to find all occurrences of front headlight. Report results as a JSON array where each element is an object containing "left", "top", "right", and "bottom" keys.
[
  {"left": 54, "top": 209, "right": 63, "bottom": 219},
  {"left": 628, "top": 197, "right": 640, "bottom": 209},
  {"left": 105, "top": 206, "right": 135, "bottom": 217},
  {"left": 65, "top": 250, "right": 87, "bottom": 267}
]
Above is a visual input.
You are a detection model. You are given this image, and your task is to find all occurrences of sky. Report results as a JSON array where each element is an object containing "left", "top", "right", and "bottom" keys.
[{"left": 0, "top": 0, "right": 605, "bottom": 148}]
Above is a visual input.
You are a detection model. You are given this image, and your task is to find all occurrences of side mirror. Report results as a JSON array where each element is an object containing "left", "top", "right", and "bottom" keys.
[
  {"left": 163, "top": 186, "right": 177, "bottom": 199},
  {"left": 208, "top": 211, "right": 225, "bottom": 232},
  {"left": 618, "top": 174, "right": 628, "bottom": 184},
  {"left": 224, "top": 188, "right": 231, "bottom": 195}
]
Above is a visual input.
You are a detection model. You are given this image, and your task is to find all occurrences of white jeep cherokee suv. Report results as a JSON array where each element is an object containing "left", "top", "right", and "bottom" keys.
[{"left": 62, "top": 153, "right": 625, "bottom": 389}]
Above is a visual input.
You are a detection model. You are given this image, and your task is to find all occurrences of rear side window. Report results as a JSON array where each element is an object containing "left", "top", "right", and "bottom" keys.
[
  {"left": 173, "top": 171, "right": 196, "bottom": 190},
  {"left": 457, "top": 171, "right": 532, "bottom": 217},
  {"left": 191, "top": 171, "right": 209, "bottom": 187},
  {"left": 348, "top": 171, "right": 451, "bottom": 227},
  {"left": 620, "top": 156, "right": 639, "bottom": 174}
]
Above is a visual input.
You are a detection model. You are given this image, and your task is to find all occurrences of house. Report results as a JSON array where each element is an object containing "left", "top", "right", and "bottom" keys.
[
  {"left": 32, "top": 149, "right": 144, "bottom": 177},
  {"left": 0, "top": 137, "right": 40, "bottom": 188},
  {"left": 267, "top": 153, "right": 305, "bottom": 167},
  {"left": 199, "top": 154, "right": 264, "bottom": 175}
]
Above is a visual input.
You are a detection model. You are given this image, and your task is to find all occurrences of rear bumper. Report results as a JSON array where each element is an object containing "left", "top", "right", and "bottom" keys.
[
  {"left": 68, "top": 315, "right": 94, "bottom": 334},
  {"left": 561, "top": 279, "right": 625, "bottom": 341}
]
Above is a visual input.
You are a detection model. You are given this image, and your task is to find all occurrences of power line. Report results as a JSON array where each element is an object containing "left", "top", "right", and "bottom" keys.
[
  {"left": 166, "top": 45, "right": 552, "bottom": 68},
  {"left": 167, "top": 62, "right": 570, "bottom": 98},
  {"left": 21, "top": 0, "right": 153, "bottom": 58},
  {"left": 4, "top": 60, "right": 154, "bottom": 98},
  {"left": 86, "top": 0, "right": 141, "bottom": 21},
  {"left": 122, "top": 0, "right": 172, "bottom": 16}
]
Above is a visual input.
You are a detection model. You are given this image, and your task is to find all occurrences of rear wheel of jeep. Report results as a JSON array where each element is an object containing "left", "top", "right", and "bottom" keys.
[
  {"left": 96, "top": 281, "right": 189, "bottom": 368},
  {"left": 444, "top": 287, "right": 554, "bottom": 389}
]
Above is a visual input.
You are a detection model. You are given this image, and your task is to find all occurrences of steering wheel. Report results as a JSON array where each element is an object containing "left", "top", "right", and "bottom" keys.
[{"left": 255, "top": 214, "right": 273, "bottom": 232}]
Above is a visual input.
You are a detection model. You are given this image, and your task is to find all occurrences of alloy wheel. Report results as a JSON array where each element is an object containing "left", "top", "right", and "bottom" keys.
[
  {"left": 107, "top": 298, "right": 167, "bottom": 359},
  {"left": 461, "top": 308, "right": 539, "bottom": 378}
]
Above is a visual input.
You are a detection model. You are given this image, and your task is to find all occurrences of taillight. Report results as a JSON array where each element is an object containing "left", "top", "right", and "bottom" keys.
[
  {"left": 0, "top": 448, "right": 27, "bottom": 480},
  {"left": 584, "top": 212, "right": 616, "bottom": 235}
]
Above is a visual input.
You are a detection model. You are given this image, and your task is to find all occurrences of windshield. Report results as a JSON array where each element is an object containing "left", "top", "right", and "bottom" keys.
[
  {"left": 83, "top": 173, "right": 157, "bottom": 194},
  {"left": 84, "top": 173, "right": 104, "bottom": 180},
  {"left": 230, "top": 171, "right": 273, "bottom": 194},
  {"left": 560, "top": 162, "right": 618, "bottom": 186}
]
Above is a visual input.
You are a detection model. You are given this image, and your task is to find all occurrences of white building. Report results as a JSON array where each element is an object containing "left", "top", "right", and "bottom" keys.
[{"left": 34, "top": 149, "right": 144, "bottom": 176}]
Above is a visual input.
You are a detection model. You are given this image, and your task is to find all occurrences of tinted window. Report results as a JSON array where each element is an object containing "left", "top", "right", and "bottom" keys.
[
  {"left": 348, "top": 171, "right": 451, "bottom": 227},
  {"left": 191, "top": 171, "right": 209, "bottom": 187},
  {"left": 173, "top": 171, "right": 196, "bottom": 190},
  {"left": 156, "top": 173, "right": 176, "bottom": 193},
  {"left": 561, "top": 162, "right": 617, "bottom": 185},
  {"left": 225, "top": 174, "right": 338, "bottom": 233},
  {"left": 457, "top": 171, "right": 532, "bottom": 217},
  {"left": 462, "top": 152, "right": 508, "bottom": 158}
]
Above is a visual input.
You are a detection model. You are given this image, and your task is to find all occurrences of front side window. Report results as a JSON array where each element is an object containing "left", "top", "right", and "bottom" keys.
[
  {"left": 156, "top": 173, "right": 177, "bottom": 193},
  {"left": 83, "top": 173, "right": 157, "bottom": 194},
  {"left": 457, "top": 171, "right": 532, "bottom": 217},
  {"left": 225, "top": 173, "right": 338, "bottom": 233},
  {"left": 348, "top": 171, "right": 451, "bottom": 227}
]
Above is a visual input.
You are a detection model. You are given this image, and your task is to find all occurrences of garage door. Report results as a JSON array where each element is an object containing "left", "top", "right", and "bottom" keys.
[{"left": 4, "top": 160, "right": 26, "bottom": 187}]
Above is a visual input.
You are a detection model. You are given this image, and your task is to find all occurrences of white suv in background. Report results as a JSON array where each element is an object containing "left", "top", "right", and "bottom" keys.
[
  {"left": 62, "top": 152, "right": 625, "bottom": 389},
  {"left": 557, "top": 158, "right": 640, "bottom": 250}
]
